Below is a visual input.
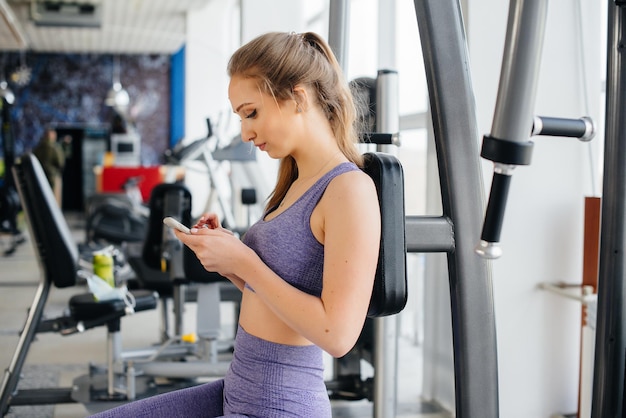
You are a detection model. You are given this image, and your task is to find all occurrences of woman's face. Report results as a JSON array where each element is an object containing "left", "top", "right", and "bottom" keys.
[{"left": 228, "top": 75, "right": 299, "bottom": 159}]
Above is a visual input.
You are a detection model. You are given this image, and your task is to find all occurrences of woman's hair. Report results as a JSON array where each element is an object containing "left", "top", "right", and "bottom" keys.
[{"left": 227, "top": 31, "right": 363, "bottom": 210}]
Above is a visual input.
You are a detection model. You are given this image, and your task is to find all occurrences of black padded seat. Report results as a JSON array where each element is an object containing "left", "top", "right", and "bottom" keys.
[
  {"left": 127, "top": 255, "right": 176, "bottom": 297},
  {"left": 69, "top": 290, "right": 157, "bottom": 321}
]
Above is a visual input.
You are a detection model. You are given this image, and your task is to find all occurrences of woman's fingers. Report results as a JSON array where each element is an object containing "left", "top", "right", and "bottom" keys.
[{"left": 193, "top": 213, "right": 221, "bottom": 229}]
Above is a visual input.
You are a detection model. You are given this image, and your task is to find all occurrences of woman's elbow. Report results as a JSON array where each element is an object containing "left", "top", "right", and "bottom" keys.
[{"left": 323, "top": 333, "right": 359, "bottom": 358}]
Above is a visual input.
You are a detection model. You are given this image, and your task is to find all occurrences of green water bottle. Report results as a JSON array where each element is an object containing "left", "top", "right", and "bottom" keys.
[{"left": 93, "top": 251, "right": 115, "bottom": 288}]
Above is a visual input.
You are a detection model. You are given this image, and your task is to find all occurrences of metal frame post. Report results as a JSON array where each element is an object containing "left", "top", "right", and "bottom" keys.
[
  {"left": 413, "top": 0, "right": 499, "bottom": 416},
  {"left": 373, "top": 68, "right": 400, "bottom": 418},
  {"left": 328, "top": 0, "right": 350, "bottom": 72},
  {"left": 591, "top": 2, "right": 626, "bottom": 416}
]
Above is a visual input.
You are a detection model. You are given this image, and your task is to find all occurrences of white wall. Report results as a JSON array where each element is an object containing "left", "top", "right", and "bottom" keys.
[
  {"left": 186, "top": 1, "right": 239, "bottom": 142},
  {"left": 184, "top": 0, "right": 240, "bottom": 217},
  {"left": 240, "top": 0, "right": 307, "bottom": 43},
  {"left": 465, "top": 0, "right": 603, "bottom": 417}
]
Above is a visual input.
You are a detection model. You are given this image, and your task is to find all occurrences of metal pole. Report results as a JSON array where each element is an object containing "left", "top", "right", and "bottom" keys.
[
  {"left": 328, "top": 0, "right": 350, "bottom": 73},
  {"left": 475, "top": 0, "right": 549, "bottom": 259},
  {"left": 373, "top": 69, "right": 399, "bottom": 418},
  {"left": 414, "top": 0, "right": 498, "bottom": 416},
  {"left": 591, "top": 2, "right": 626, "bottom": 416},
  {"left": 375, "top": 69, "right": 400, "bottom": 155},
  {"left": 490, "top": 0, "right": 548, "bottom": 143}
]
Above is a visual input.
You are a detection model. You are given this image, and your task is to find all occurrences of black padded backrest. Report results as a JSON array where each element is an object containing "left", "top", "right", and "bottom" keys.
[
  {"left": 12, "top": 153, "right": 78, "bottom": 288},
  {"left": 362, "top": 152, "right": 407, "bottom": 317},
  {"left": 142, "top": 182, "right": 226, "bottom": 283},
  {"left": 142, "top": 183, "right": 192, "bottom": 270}
]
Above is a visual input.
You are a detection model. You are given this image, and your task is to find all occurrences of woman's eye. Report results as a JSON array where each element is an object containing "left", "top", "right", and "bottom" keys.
[{"left": 245, "top": 110, "right": 257, "bottom": 119}]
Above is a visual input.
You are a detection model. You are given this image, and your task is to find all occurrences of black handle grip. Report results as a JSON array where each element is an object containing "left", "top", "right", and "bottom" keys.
[
  {"left": 481, "top": 172, "right": 512, "bottom": 243},
  {"left": 532, "top": 116, "right": 595, "bottom": 141},
  {"left": 359, "top": 132, "right": 399, "bottom": 145}
]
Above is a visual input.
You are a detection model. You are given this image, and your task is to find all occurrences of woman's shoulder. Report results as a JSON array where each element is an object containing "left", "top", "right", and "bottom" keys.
[
  {"left": 319, "top": 166, "right": 380, "bottom": 234},
  {"left": 325, "top": 166, "right": 377, "bottom": 202}
]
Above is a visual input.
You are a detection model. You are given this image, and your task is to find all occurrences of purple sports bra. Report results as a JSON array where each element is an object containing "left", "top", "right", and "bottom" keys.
[{"left": 242, "top": 162, "right": 359, "bottom": 297}]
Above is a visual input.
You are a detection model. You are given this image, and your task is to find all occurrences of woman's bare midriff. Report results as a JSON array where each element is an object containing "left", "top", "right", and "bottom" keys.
[{"left": 238, "top": 287, "right": 314, "bottom": 346}]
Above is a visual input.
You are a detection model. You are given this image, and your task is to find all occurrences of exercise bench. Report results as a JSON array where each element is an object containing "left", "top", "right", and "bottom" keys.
[
  {"left": 119, "top": 182, "right": 239, "bottom": 380},
  {"left": 0, "top": 153, "right": 158, "bottom": 416}
]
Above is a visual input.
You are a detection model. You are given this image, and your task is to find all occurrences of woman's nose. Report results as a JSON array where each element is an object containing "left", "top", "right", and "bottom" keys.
[{"left": 241, "top": 125, "right": 255, "bottom": 143}]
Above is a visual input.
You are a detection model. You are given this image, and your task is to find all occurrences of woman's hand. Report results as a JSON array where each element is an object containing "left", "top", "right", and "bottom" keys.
[{"left": 173, "top": 226, "right": 252, "bottom": 279}]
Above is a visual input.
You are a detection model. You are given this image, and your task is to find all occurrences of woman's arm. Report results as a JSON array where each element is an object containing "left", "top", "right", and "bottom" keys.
[{"left": 220, "top": 273, "right": 246, "bottom": 291}]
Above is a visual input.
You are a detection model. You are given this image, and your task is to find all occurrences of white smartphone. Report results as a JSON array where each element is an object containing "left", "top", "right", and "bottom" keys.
[{"left": 163, "top": 217, "right": 191, "bottom": 234}]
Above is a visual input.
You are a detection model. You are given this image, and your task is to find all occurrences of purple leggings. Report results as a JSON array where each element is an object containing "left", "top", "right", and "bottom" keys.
[
  {"left": 89, "top": 326, "right": 331, "bottom": 417},
  {"left": 89, "top": 379, "right": 228, "bottom": 418}
]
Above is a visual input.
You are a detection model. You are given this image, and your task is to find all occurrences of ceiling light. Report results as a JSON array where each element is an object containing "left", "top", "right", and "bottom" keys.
[
  {"left": 105, "top": 82, "right": 129, "bottom": 108},
  {"left": 10, "top": 52, "right": 32, "bottom": 86},
  {"left": 105, "top": 56, "right": 129, "bottom": 114}
]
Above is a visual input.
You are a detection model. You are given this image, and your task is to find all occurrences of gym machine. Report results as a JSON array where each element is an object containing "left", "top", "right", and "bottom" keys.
[{"left": 329, "top": 0, "right": 499, "bottom": 417}]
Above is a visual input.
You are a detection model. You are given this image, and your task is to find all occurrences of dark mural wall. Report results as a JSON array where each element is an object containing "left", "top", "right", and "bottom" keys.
[{"left": 2, "top": 52, "right": 170, "bottom": 166}]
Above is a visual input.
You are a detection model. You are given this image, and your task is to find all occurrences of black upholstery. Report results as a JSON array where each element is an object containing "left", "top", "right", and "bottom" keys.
[
  {"left": 140, "top": 182, "right": 227, "bottom": 284},
  {"left": 142, "top": 182, "right": 192, "bottom": 271},
  {"left": 362, "top": 152, "right": 407, "bottom": 317},
  {"left": 85, "top": 194, "right": 147, "bottom": 245},
  {"left": 127, "top": 254, "right": 174, "bottom": 297},
  {"left": 69, "top": 292, "right": 156, "bottom": 320},
  {"left": 184, "top": 245, "right": 227, "bottom": 283},
  {"left": 14, "top": 152, "right": 78, "bottom": 288}
]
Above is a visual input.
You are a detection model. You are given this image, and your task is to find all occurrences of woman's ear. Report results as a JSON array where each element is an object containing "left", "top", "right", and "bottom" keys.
[{"left": 292, "top": 84, "right": 310, "bottom": 113}]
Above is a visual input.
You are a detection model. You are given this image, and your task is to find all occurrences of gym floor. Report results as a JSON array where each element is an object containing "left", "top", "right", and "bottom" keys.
[{"left": 0, "top": 212, "right": 451, "bottom": 418}]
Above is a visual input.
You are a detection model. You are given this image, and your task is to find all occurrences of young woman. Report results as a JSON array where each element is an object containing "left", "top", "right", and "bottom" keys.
[{"left": 91, "top": 31, "right": 380, "bottom": 418}]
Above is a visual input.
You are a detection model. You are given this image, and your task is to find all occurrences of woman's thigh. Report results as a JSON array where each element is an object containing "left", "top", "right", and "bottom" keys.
[{"left": 89, "top": 380, "right": 225, "bottom": 418}]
